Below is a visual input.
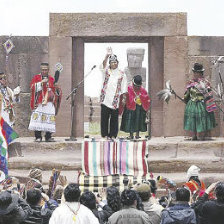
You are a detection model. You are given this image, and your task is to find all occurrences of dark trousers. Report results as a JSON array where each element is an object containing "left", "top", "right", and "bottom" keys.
[
  {"left": 101, "top": 104, "right": 119, "bottom": 138},
  {"left": 35, "top": 131, "right": 52, "bottom": 140}
]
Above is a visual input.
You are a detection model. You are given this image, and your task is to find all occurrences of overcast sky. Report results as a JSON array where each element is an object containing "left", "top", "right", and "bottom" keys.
[{"left": 0, "top": 0, "right": 224, "bottom": 36}]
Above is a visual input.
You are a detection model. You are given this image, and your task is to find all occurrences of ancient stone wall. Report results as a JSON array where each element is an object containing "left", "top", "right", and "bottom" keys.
[
  {"left": 0, "top": 36, "right": 48, "bottom": 136},
  {"left": 2, "top": 14, "right": 224, "bottom": 137}
]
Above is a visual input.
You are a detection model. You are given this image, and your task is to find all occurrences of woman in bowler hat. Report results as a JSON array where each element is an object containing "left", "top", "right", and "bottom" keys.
[{"left": 184, "top": 63, "right": 216, "bottom": 140}]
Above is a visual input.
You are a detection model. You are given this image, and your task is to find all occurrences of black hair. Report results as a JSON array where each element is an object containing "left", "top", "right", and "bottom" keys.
[
  {"left": 121, "top": 189, "right": 137, "bottom": 206},
  {"left": 106, "top": 186, "right": 121, "bottom": 212},
  {"left": 26, "top": 189, "right": 42, "bottom": 206},
  {"left": 159, "top": 196, "right": 168, "bottom": 208},
  {"left": 80, "top": 191, "right": 96, "bottom": 210},
  {"left": 135, "top": 191, "right": 144, "bottom": 210},
  {"left": 189, "top": 176, "right": 201, "bottom": 187},
  {"left": 148, "top": 179, "right": 157, "bottom": 194},
  {"left": 176, "top": 187, "right": 190, "bottom": 202},
  {"left": 137, "top": 191, "right": 150, "bottom": 202},
  {"left": 215, "top": 182, "right": 224, "bottom": 202},
  {"left": 64, "top": 183, "right": 81, "bottom": 202}
]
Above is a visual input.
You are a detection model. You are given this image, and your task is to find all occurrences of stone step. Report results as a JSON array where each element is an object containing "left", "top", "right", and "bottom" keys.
[{"left": 8, "top": 137, "right": 224, "bottom": 173}]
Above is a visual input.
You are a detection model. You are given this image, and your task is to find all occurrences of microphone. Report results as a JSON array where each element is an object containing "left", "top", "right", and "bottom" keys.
[{"left": 91, "top": 65, "right": 96, "bottom": 70}]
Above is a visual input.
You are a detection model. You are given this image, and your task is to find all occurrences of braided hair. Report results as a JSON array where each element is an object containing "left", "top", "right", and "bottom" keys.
[{"left": 106, "top": 186, "right": 121, "bottom": 212}]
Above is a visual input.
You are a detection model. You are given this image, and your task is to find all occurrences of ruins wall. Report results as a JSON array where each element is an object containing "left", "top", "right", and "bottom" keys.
[{"left": 2, "top": 14, "right": 224, "bottom": 137}]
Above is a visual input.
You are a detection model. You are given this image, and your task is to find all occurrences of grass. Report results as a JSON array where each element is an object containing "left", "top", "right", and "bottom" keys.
[{"left": 84, "top": 122, "right": 149, "bottom": 138}]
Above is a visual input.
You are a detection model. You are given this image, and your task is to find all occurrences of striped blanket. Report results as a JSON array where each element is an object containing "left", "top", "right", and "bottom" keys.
[
  {"left": 82, "top": 140, "right": 149, "bottom": 176},
  {"left": 78, "top": 172, "right": 152, "bottom": 193}
]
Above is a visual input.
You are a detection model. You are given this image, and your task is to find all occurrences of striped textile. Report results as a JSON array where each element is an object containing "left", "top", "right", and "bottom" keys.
[
  {"left": 82, "top": 140, "right": 149, "bottom": 176},
  {"left": 78, "top": 172, "right": 152, "bottom": 193},
  {"left": 0, "top": 117, "right": 18, "bottom": 176}
]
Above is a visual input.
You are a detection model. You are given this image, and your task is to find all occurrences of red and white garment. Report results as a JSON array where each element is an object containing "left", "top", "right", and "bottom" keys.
[
  {"left": 28, "top": 74, "right": 61, "bottom": 132},
  {"left": 99, "top": 65, "right": 127, "bottom": 109}
]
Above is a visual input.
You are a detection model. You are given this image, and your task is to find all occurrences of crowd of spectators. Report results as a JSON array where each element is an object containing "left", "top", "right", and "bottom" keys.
[{"left": 0, "top": 166, "right": 224, "bottom": 224}]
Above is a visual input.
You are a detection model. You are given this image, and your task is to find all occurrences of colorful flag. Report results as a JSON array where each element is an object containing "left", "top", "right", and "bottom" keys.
[{"left": 0, "top": 117, "right": 18, "bottom": 176}]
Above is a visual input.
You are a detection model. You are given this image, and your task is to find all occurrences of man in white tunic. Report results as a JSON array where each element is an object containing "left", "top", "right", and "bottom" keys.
[
  {"left": 28, "top": 63, "right": 61, "bottom": 142},
  {"left": 0, "top": 72, "right": 20, "bottom": 127},
  {"left": 49, "top": 183, "right": 99, "bottom": 224},
  {"left": 100, "top": 49, "right": 127, "bottom": 139}
]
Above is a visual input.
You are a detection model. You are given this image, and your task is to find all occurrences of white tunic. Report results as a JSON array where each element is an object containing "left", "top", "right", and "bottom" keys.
[
  {"left": 0, "top": 86, "right": 19, "bottom": 127},
  {"left": 28, "top": 102, "right": 56, "bottom": 133},
  {"left": 49, "top": 202, "right": 99, "bottom": 224},
  {"left": 28, "top": 80, "right": 56, "bottom": 132},
  {"left": 100, "top": 65, "right": 127, "bottom": 109}
]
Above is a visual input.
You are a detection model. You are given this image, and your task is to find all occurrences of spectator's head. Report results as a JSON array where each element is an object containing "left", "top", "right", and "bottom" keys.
[
  {"left": 29, "top": 168, "right": 42, "bottom": 183},
  {"left": 121, "top": 189, "right": 137, "bottom": 207},
  {"left": 176, "top": 187, "right": 190, "bottom": 202},
  {"left": 26, "top": 178, "right": 44, "bottom": 193},
  {"left": 215, "top": 182, "right": 224, "bottom": 202},
  {"left": 26, "top": 189, "right": 42, "bottom": 206},
  {"left": 0, "top": 191, "right": 17, "bottom": 215},
  {"left": 134, "top": 183, "right": 151, "bottom": 202},
  {"left": 64, "top": 183, "right": 80, "bottom": 202},
  {"left": 106, "top": 186, "right": 121, "bottom": 212},
  {"left": 53, "top": 185, "right": 64, "bottom": 204},
  {"left": 80, "top": 191, "right": 96, "bottom": 210}
]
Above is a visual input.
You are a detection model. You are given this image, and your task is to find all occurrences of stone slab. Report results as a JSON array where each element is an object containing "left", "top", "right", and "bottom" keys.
[
  {"left": 50, "top": 13, "right": 187, "bottom": 37},
  {"left": 188, "top": 36, "right": 224, "bottom": 56}
]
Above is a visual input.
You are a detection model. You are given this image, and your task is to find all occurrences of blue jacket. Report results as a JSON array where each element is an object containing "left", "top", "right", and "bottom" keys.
[{"left": 161, "top": 202, "right": 196, "bottom": 224}]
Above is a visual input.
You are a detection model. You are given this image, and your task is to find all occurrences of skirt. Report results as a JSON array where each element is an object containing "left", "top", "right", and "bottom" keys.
[
  {"left": 28, "top": 102, "right": 56, "bottom": 133},
  {"left": 184, "top": 100, "right": 216, "bottom": 133},
  {"left": 120, "top": 104, "right": 147, "bottom": 133}
]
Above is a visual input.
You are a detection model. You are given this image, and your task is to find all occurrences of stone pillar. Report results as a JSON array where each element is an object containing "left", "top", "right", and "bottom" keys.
[
  {"left": 163, "top": 36, "right": 188, "bottom": 136},
  {"left": 72, "top": 38, "right": 84, "bottom": 137},
  {"left": 125, "top": 48, "right": 146, "bottom": 86},
  {"left": 149, "top": 37, "right": 164, "bottom": 137},
  {"left": 49, "top": 36, "right": 72, "bottom": 137}
]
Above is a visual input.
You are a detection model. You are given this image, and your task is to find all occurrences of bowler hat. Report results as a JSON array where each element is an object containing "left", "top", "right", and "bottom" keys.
[
  {"left": 192, "top": 63, "right": 205, "bottom": 73},
  {"left": 0, "top": 191, "right": 17, "bottom": 215},
  {"left": 133, "top": 75, "right": 142, "bottom": 86}
]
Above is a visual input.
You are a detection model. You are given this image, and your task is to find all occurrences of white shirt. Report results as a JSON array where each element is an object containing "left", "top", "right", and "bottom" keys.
[
  {"left": 100, "top": 65, "right": 127, "bottom": 109},
  {"left": 49, "top": 202, "right": 99, "bottom": 224},
  {"left": 0, "top": 86, "right": 19, "bottom": 127}
]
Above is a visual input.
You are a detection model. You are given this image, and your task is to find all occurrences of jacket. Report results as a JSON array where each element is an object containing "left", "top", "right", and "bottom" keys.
[
  {"left": 161, "top": 202, "right": 196, "bottom": 224},
  {"left": 108, "top": 205, "right": 153, "bottom": 224},
  {"left": 193, "top": 193, "right": 224, "bottom": 224}
]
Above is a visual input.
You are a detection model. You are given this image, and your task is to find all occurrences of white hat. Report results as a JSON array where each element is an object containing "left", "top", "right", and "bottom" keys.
[{"left": 187, "top": 165, "right": 200, "bottom": 180}]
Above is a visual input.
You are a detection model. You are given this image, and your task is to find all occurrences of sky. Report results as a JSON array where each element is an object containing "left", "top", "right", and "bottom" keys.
[{"left": 0, "top": 0, "right": 224, "bottom": 36}]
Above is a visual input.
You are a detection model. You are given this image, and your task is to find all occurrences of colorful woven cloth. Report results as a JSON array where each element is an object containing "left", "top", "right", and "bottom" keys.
[
  {"left": 82, "top": 140, "right": 149, "bottom": 176},
  {"left": 0, "top": 117, "right": 18, "bottom": 176},
  {"left": 78, "top": 173, "right": 152, "bottom": 192}
]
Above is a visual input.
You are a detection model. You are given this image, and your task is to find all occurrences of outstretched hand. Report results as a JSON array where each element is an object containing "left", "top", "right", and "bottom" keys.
[{"left": 205, "top": 182, "right": 219, "bottom": 194}]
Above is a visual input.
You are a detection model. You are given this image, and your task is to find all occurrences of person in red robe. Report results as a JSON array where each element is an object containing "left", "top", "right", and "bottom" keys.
[
  {"left": 28, "top": 63, "right": 62, "bottom": 142},
  {"left": 120, "top": 75, "right": 150, "bottom": 139}
]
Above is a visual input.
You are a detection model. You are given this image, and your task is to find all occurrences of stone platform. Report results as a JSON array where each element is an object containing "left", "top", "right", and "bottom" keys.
[{"left": 8, "top": 136, "right": 224, "bottom": 185}]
